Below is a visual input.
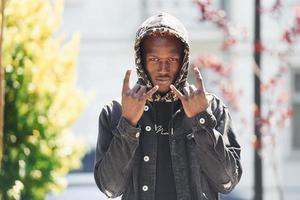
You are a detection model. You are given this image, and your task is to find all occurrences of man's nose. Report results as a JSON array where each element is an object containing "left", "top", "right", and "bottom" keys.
[{"left": 158, "top": 60, "right": 170, "bottom": 72}]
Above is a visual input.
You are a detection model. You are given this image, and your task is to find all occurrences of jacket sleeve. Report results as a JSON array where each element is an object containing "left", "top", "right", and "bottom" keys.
[
  {"left": 94, "top": 102, "right": 141, "bottom": 198},
  {"left": 189, "top": 95, "right": 242, "bottom": 194}
]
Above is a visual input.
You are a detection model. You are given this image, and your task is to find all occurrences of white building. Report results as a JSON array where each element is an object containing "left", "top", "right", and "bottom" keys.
[{"left": 47, "top": 0, "right": 300, "bottom": 199}]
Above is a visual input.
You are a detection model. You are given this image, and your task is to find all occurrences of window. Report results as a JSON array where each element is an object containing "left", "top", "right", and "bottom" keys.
[
  {"left": 295, "top": 73, "right": 300, "bottom": 92},
  {"left": 292, "top": 104, "right": 300, "bottom": 149},
  {"left": 292, "top": 71, "right": 300, "bottom": 150}
]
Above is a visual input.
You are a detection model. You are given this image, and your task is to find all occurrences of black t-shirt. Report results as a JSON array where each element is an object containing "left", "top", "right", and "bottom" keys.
[{"left": 153, "top": 102, "right": 177, "bottom": 200}]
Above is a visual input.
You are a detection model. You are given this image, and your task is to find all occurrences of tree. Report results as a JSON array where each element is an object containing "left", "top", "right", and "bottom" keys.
[
  {"left": 0, "top": 0, "right": 86, "bottom": 199},
  {"left": 0, "top": 0, "right": 5, "bottom": 169},
  {"left": 194, "top": 0, "right": 298, "bottom": 199}
]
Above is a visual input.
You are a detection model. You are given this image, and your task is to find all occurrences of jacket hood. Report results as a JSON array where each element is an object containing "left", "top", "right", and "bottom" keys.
[{"left": 134, "top": 12, "right": 190, "bottom": 102}]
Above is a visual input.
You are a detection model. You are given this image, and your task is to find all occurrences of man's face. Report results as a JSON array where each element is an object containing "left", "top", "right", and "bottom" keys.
[{"left": 141, "top": 35, "right": 184, "bottom": 93}]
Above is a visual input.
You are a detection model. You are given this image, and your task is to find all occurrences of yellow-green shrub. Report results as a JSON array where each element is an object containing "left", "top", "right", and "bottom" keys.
[{"left": 0, "top": 0, "right": 86, "bottom": 199}]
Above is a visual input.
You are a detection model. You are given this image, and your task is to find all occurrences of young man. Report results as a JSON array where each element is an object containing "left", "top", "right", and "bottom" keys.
[{"left": 94, "top": 13, "right": 242, "bottom": 200}]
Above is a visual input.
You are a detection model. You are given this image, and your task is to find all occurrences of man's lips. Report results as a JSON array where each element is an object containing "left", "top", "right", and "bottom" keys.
[{"left": 155, "top": 76, "right": 171, "bottom": 84}]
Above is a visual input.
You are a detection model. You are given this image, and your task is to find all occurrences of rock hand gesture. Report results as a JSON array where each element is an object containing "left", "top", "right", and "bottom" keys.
[
  {"left": 121, "top": 69, "right": 159, "bottom": 126},
  {"left": 170, "top": 67, "right": 209, "bottom": 118}
]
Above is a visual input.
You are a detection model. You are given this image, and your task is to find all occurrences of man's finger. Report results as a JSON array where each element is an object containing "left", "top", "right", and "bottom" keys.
[
  {"left": 189, "top": 84, "right": 197, "bottom": 96},
  {"left": 131, "top": 84, "right": 141, "bottom": 96},
  {"left": 194, "top": 67, "right": 206, "bottom": 92},
  {"left": 136, "top": 85, "right": 147, "bottom": 98},
  {"left": 143, "top": 85, "right": 159, "bottom": 100},
  {"left": 170, "top": 84, "right": 185, "bottom": 101},
  {"left": 183, "top": 86, "right": 190, "bottom": 99},
  {"left": 122, "top": 70, "right": 131, "bottom": 95}
]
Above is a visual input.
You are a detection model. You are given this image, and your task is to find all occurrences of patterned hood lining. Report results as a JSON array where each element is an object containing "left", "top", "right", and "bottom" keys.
[{"left": 134, "top": 12, "right": 190, "bottom": 102}]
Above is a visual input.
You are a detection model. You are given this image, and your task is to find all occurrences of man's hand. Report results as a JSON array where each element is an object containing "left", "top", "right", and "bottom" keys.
[
  {"left": 170, "top": 67, "right": 209, "bottom": 118},
  {"left": 122, "top": 70, "right": 159, "bottom": 126}
]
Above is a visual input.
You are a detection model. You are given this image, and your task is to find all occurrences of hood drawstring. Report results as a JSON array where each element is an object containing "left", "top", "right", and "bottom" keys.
[
  {"left": 170, "top": 98, "right": 174, "bottom": 136},
  {"left": 150, "top": 101, "right": 158, "bottom": 133}
]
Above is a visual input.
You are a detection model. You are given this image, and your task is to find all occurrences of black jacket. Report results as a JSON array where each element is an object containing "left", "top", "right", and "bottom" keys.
[{"left": 94, "top": 93, "right": 242, "bottom": 200}]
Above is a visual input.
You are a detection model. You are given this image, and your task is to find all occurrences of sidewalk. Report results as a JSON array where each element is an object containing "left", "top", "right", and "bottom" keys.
[
  {"left": 46, "top": 173, "right": 120, "bottom": 200},
  {"left": 46, "top": 173, "right": 246, "bottom": 200}
]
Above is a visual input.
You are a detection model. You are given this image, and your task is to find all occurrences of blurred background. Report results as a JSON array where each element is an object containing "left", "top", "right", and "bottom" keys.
[{"left": 0, "top": 0, "right": 300, "bottom": 200}]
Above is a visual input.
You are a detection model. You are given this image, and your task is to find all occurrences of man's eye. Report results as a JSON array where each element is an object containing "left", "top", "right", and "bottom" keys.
[
  {"left": 149, "top": 58, "right": 159, "bottom": 62},
  {"left": 169, "top": 58, "right": 179, "bottom": 62}
]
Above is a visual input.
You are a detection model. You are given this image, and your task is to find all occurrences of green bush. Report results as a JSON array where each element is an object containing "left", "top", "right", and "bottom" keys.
[{"left": 0, "top": 0, "right": 86, "bottom": 199}]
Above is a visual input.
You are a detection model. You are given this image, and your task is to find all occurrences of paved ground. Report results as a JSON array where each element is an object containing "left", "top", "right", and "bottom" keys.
[
  {"left": 46, "top": 173, "right": 117, "bottom": 200},
  {"left": 47, "top": 185, "right": 113, "bottom": 200},
  {"left": 45, "top": 173, "right": 246, "bottom": 200},
  {"left": 46, "top": 185, "right": 244, "bottom": 200}
]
